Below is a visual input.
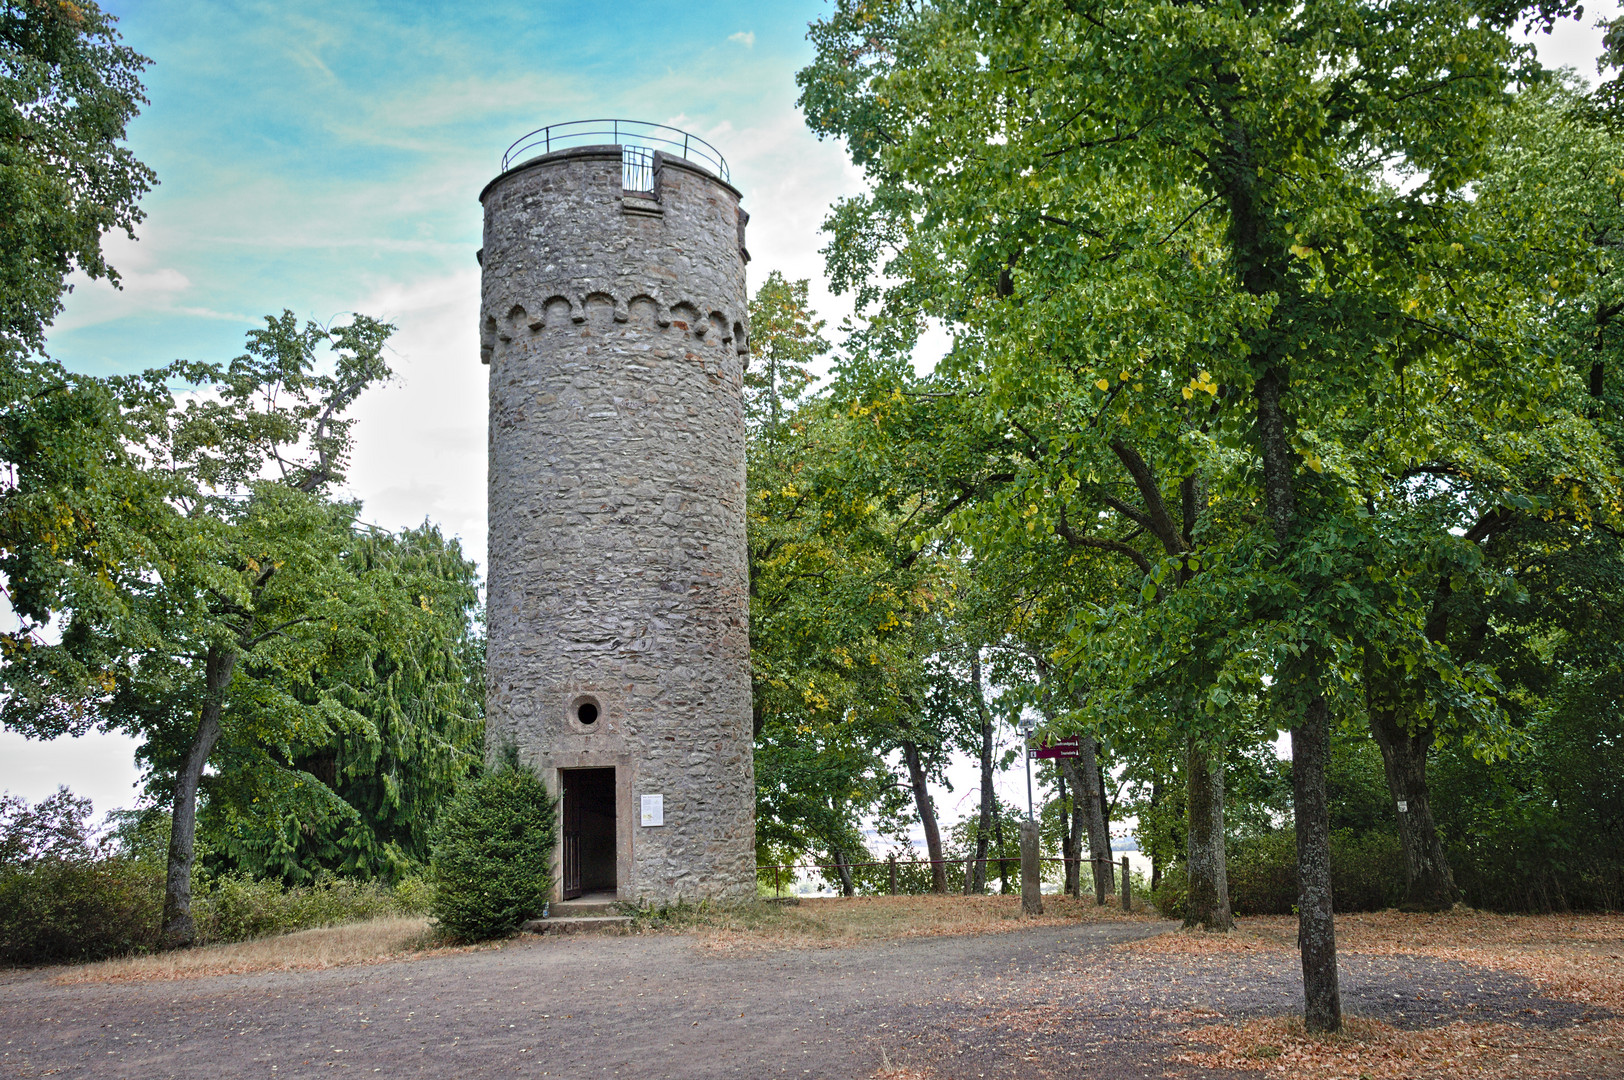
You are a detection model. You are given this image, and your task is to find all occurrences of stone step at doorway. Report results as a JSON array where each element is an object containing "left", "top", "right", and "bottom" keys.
[
  {"left": 552, "top": 891, "right": 621, "bottom": 917},
  {"left": 521, "top": 915, "right": 633, "bottom": 935}
]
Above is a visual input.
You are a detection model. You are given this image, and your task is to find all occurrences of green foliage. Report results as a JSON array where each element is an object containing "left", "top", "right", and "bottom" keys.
[
  {"left": 746, "top": 273, "right": 957, "bottom": 874},
  {"left": 191, "top": 873, "right": 427, "bottom": 944},
  {"left": 1, "top": 0, "right": 156, "bottom": 358},
  {"left": 0, "top": 310, "right": 415, "bottom": 943},
  {"left": 0, "top": 788, "right": 161, "bottom": 964},
  {"left": 0, "top": 857, "right": 162, "bottom": 964},
  {"left": 428, "top": 756, "right": 557, "bottom": 940},
  {"left": 197, "top": 523, "right": 485, "bottom": 884},
  {"left": 1153, "top": 831, "right": 1405, "bottom": 919},
  {"left": 1432, "top": 707, "right": 1624, "bottom": 912},
  {"left": 0, "top": 788, "right": 433, "bottom": 965}
]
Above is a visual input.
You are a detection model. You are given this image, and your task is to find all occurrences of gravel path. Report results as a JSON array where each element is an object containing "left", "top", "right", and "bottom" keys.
[{"left": 0, "top": 920, "right": 1605, "bottom": 1079}]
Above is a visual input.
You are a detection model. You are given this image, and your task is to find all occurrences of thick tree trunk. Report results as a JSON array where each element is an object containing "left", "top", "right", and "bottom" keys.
[
  {"left": 1071, "top": 738, "right": 1114, "bottom": 900},
  {"left": 1256, "top": 364, "right": 1342, "bottom": 1032},
  {"left": 1185, "top": 736, "right": 1234, "bottom": 930},
  {"left": 970, "top": 651, "right": 995, "bottom": 894},
  {"left": 1293, "top": 697, "right": 1343, "bottom": 1033},
  {"left": 162, "top": 647, "right": 236, "bottom": 949},
  {"left": 1368, "top": 709, "right": 1456, "bottom": 911},
  {"left": 901, "top": 739, "right": 948, "bottom": 894}
]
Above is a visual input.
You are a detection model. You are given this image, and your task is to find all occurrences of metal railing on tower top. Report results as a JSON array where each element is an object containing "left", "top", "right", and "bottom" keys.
[{"left": 501, "top": 119, "right": 731, "bottom": 184}]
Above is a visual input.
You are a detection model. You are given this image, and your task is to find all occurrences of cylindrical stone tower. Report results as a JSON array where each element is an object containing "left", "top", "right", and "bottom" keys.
[{"left": 479, "top": 122, "right": 754, "bottom": 904}]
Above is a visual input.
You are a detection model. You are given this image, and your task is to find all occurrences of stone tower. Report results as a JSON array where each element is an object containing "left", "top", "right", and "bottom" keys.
[{"left": 478, "top": 121, "right": 755, "bottom": 904}]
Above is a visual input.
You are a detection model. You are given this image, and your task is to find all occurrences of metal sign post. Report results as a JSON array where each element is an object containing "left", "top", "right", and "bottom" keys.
[{"left": 1018, "top": 717, "right": 1037, "bottom": 821}]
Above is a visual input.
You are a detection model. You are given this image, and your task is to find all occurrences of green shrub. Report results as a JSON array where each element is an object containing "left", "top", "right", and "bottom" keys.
[
  {"left": 0, "top": 789, "right": 164, "bottom": 965},
  {"left": 1152, "top": 830, "right": 1405, "bottom": 919},
  {"left": 429, "top": 755, "right": 557, "bottom": 940},
  {"left": 0, "top": 858, "right": 163, "bottom": 964},
  {"left": 192, "top": 873, "right": 414, "bottom": 944}
]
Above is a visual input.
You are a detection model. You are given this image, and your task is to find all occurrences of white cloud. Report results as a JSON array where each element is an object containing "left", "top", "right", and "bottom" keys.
[{"left": 729, "top": 31, "right": 756, "bottom": 48}]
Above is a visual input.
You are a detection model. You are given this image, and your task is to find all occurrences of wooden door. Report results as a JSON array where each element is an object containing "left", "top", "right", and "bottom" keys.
[{"left": 561, "top": 772, "right": 582, "bottom": 900}]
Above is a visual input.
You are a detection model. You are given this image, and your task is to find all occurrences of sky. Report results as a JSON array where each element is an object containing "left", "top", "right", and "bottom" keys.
[{"left": 2, "top": 0, "right": 1618, "bottom": 844}]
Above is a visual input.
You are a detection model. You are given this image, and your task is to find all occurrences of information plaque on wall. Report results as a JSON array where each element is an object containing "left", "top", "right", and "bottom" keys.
[{"left": 641, "top": 794, "right": 664, "bottom": 827}]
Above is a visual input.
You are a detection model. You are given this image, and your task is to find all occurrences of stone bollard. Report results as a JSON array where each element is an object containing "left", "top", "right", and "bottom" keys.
[
  {"left": 1121, "top": 854, "right": 1132, "bottom": 912},
  {"left": 1019, "top": 819, "right": 1044, "bottom": 916}
]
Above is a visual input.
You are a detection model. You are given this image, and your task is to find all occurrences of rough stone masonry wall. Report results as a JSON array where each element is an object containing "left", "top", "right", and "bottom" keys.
[{"left": 480, "top": 147, "right": 755, "bottom": 902}]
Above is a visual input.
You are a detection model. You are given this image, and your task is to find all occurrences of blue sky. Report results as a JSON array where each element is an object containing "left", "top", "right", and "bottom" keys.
[
  {"left": 5, "top": 0, "right": 1618, "bottom": 826},
  {"left": 45, "top": 0, "right": 862, "bottom": 624},
  {"left": 12, "top": 0, "right": 866, "bottom": 817}
]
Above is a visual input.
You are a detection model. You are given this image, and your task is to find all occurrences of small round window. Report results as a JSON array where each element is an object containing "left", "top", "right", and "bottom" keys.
[{"left": 571, "top": 696, "right": 601, "bottom": 727}]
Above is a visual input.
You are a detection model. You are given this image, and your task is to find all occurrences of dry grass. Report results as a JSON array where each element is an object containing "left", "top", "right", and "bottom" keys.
[
  {"left": 871, "top": 1062, "right": 936, "bottom": 1079},
  {"left": 1135, "top": 910, "right": 1624, "bottom": 1079},
  {"left": 54, "top": 916, "right": 453, "bottom": 984},
  {"left": 646, "top": 893, "right": 1160, "bottom": 953}
]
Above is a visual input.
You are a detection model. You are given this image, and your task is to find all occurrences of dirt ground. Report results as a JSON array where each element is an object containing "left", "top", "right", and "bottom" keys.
[{"left": 1, "top": 901, "right": 1617, "bottom": 1080}]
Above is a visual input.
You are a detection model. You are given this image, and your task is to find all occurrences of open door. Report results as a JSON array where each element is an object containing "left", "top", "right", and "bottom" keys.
[{"left": 560, "top": 768, "right": 616, "bottom": 900}]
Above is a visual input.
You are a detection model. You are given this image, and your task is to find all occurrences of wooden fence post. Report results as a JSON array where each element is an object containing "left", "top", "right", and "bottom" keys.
[
  {"left": 888, "top": 854, "right": 898, "bottom": 896},
  {"left": 1121, "top": 855, "right": 1132, "bottom": 912},
  {"left": 1019, "top": 820, "right": 1044, "bottom": 916}
]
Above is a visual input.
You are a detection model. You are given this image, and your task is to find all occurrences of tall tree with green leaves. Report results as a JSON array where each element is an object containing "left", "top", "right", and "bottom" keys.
[
  {"left": 798, "top": 0, "right": 1592, "bottom": 1031},
  {"left": 0, "top": 312, "right": 397, "bottom": 946},
  {"left": 1, "top": 0, "right": 154, "bottom": 360},
  {"left": 197, "top": 522, "right": 485, "bottom": 883}
]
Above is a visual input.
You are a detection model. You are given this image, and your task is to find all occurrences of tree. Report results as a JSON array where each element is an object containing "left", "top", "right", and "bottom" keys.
[
  {"left": 196, "top": 523, "right": 485, "bottom": 883},
  {"left": 0, "top": 311, "right": 396, "bottom": 947},
  {"left": 798, "top": 0, "right": 1592, "bottom": 1031},
  {"left": 1, "top": 0, "right": 155, "bottom": 359}
]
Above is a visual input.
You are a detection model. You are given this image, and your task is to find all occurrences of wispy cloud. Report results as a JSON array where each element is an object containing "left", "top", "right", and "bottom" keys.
[{"left": 729, "top": 30, "right": 756, "bottom": 47}]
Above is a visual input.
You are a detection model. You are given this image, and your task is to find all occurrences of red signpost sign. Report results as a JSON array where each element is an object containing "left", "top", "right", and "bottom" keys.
[{"left": 1029, "top": 736, "right": 1082, "bottom": 760}]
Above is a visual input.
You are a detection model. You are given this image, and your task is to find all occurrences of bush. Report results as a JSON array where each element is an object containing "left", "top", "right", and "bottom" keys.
[
  {"left": 0, "top": 789, "right": 164, "bottom": 965},
  {"left": 1152, "top": 829, "right": 1406, "bottom": 919},
  {"left": 192, "top": 873, "right": 421, "bottom": 944},
  {"left": 429, "top": 755, "right": 557, "bottom": 940},
  {"left": 0, "top": 858, "right": 163, "bottom": 964}
]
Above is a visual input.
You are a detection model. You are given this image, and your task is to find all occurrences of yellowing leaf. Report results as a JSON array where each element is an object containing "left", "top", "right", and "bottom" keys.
[
  {"left": 1289, "top": 243, "right": 1314, "bottom": 258},
  {"left": 1095, "top": 379, "right": 1110, "bottom": 391},
  {"left": 1181, "top": 386, "right": 1194, "bottom": 400}
]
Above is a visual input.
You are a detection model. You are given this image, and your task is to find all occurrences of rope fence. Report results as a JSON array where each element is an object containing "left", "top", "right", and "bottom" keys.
[{"left": 758, "top": 853, "right": 1138, "bottom": 909}]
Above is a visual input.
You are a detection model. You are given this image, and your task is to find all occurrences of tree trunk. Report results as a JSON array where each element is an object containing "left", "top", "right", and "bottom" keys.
[
  {"left": 1184, "top": 736, "right": 1234, "bottom": 930},
  {"left": 1293, "top": 696, "right": 1343, "bottom": 1033},
  {"left": 970, "top": 651, "right": 995, "bottom": 894},
  {"left": 162, "top": 646, "right": 236, "bottom": 949},
  {"left": 1059, "top": 772, "right": 1081, "bottom": 897},
  {"left": 1071, "top": 738, "right": 1114, "bottom": 900},
  {"left": 1257, "top": 364, "right": 1342, "bottom": 1033},
  {"left": 993, "top": 807, "right": 1010, "bottom": 894},
  {"left": 1368, "top": 708, "right": 1456, "bottom": 911},
  {"left": 1149, "top": 770, "right": 1164, "bottom": 892},
  {"left": 901, "top": 739, "right": 948, "bottom": 894},
  {"left": 831, "top": 846, "right": 855, "bottom": 897}
]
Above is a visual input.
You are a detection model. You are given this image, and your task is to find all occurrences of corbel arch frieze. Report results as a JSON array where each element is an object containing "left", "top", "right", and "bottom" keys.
[{"left": 480, "top": 288, "right": 750, "bottom": 363}]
